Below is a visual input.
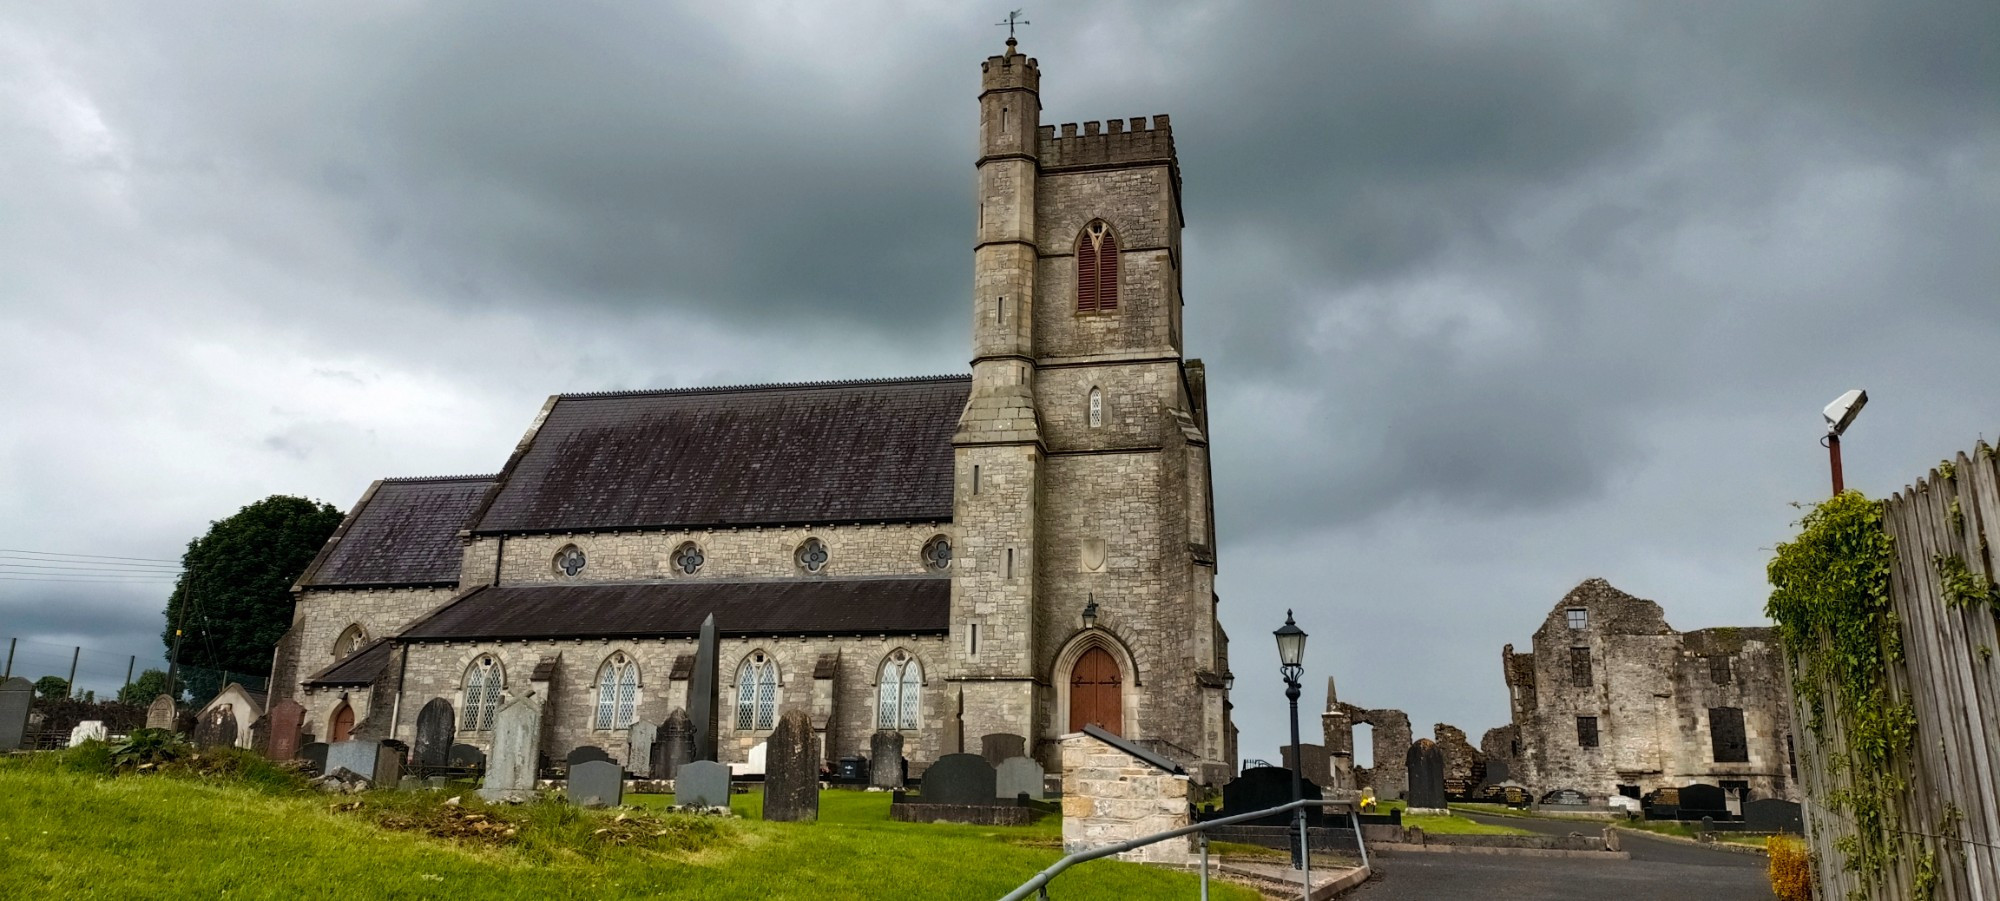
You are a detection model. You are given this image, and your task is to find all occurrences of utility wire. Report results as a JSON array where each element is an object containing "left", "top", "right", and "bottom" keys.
[{"left": 0, "top": 548, "right": 180, "bottom": 563}]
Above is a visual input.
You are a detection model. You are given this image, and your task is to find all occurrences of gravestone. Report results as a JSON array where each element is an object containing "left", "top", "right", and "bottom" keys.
[
  {"left": 568, "top": 745, "right": 613, "bottom": 767},
  {"left": 300, "top": 742, "right": 329, "bottom": 774},
  {"left": 656, "top": 709, "right": 695, "bottom": 779},
  {"left": 414, "top": 698, "right": 455, "bottom": 770},
  {"left": 995, "top": 756, "right": 1046, "bottom": 801},
  {"left": 194, "top": 708, "right": 238, "bottom": 749},
  {"left": 0, "top": 677, "right": 34, "bottom": 751},
  {"left": 1541, "top": 788, "right": 1590, "bottom": 806},
  {"left": 479, "top": 693, "right": 544, "bottom": 802},
  {"left": 869, "top": 730, "right": 905, "bottom": 789},
  {"left": 1744, "top": 798, "right": 1804, "bottom": 833},
  {"left": 68, "top": 720, "right": 107, "bottom": 747},
  {"left": 1280, "top": 743, "right": 1333, "bottom": 785},
  {"left": 1405, "top": 739, "right": 1447, "bottom": 810},
  {"left": 266, "top": 699, "right": 306, "bottom": 761},
  {"left": 919, "top": 753, "right": 997, "bottom": 806},
  {"left": 327, "top": 739, "right": 401, "bottom": 785},
  {"left": 687, "top": 613, "right": 721, "bottom": 761},
  {"left": 1220, "top": 766, "right": 1325, "bottom": 826},
  {"left": 1678, "top": 783, "right": 1729, "bottom": 818},
  {"left": 676, "top": 759, "right": 731, "bottom": 809},
  {"left": 249, "top": 715, "right": 270, "bottom": 754},
  {"left": 448, "top": 744, "right": 486, "bottom": 769},
  {"left": 980, "top": 733, "right": 1027, "bottom": 767},
  {"left": 626, "top": 720, "right": 658, "bottom": 778},
  {"left": 762, "top": 709, "right": 818, "bottom": 822},
  {"left": 145, "top": 694, "right": 178, "bottom": 731},
  {"left": 1481, "top": 759, "right": 1510, "bottom": 788},
  {"left": 568, "top": 759, "right": 624, "bottom": 808},
  {"left": 740, "top": 741, "right": 767, "bottom": 776}
]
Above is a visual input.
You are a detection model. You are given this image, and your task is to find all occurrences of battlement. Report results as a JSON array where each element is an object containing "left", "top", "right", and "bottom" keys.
[
  {"left": 980, "top": 41, "right": 1040, "bottom": 93},
  {"left": 1037, "top": 115, "right": 1175, "bottom": 170}
]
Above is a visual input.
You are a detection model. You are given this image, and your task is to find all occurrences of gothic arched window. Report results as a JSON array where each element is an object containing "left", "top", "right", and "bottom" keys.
[
  {"left": 593, "top": 653, "right": 640, "bottom": 730},
  {"left": 734, "top": 652, "right": 779, "bottom": 731},
  {"left": 1076, "top": 220, "right": 1119, "bottom": 312},
  {"left": 877, "top": 651, "right": 924, "bottom": 730},
  {"left": 332, "top": 624, "right": 367, "bottom": 660},
  {"left": 462, "top": 655, "right": 504, "bottom": 731}
]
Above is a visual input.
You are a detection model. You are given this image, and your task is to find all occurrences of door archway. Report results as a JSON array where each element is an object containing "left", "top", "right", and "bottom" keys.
[
  {"left": 330, "top": 702, "right": 355, "bottom": 742},
  {"left": 1068, "top": 646, "right": 1123, "bottom": 735}
]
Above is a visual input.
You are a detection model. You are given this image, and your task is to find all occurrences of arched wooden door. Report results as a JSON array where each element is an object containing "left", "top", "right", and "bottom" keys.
[
  {"left": 1068, "top": 646, "right": 1123, "bottom": 735},
  {"left": 330, "top": 703, "right": 355, "bottom": 742}
]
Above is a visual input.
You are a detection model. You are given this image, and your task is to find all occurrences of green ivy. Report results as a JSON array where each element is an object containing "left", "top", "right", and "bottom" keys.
[
  {"left": 1934, "top": 553, "right": 2000, "bottom": 612},
  {"left": 1766, "top": 491, "right": 1913, "bottom": 892}
]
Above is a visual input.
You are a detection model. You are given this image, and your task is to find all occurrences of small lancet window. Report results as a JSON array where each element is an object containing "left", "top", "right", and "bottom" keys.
[
  {"left": 1077, "top": 220, "right": 1120, "bottom": 312},
  {"left": 1088, "top": 388, "right": 1103, "bottom": 427}
]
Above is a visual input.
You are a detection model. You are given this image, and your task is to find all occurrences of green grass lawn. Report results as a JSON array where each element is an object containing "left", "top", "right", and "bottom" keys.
[
  {"left": 1402, "top": 813, "right": 1534, "bottom": 835},
  {"left": 1615, "top": 818, "right": 1768, "bottom": 848},
  {"left": 0, "top": 753, "right": 1258, "bottom": 900}
]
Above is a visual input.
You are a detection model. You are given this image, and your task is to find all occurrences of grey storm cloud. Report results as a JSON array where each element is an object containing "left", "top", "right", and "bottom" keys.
[{"left": 2, "top": 0, "right": 1995, "bottom": 752}]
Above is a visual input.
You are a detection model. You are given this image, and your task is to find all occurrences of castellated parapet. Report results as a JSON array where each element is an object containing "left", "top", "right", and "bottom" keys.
[
  {"left": 1038, "top": 116, "right": 1175, "bottom": 170},
  {"left": 980, "top": 41, "right": 1041, "bottom": 93}
]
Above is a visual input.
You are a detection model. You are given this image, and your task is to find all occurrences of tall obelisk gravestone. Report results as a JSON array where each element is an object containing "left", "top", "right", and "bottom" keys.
[{"left": 687, "top": 614, "right": 720, "bottom": 761}]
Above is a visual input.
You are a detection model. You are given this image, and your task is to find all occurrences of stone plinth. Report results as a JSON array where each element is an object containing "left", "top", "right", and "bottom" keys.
[{"left": 1059, "top": 731, "right": 1194, "bottom": 864}]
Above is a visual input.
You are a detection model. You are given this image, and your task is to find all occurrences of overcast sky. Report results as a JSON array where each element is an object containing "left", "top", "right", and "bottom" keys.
[{"left": 3, "top": 1, "right": 1995, "bottom": 759}]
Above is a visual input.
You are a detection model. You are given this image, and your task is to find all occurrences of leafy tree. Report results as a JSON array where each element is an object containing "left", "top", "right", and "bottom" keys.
[
  {"left": 117, "top": 668, "right": 184, "bottom": 705},
  {"left": 34, "top": 675, "right": 69, "bottom": 700},
  {"left": 162, "top": 495, "right": 344, "bottom": 681}
]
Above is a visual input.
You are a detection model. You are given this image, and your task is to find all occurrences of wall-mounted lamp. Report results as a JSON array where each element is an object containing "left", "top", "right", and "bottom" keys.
[{"left": 1082, "top": 595, "right": 1099, "bottom": 629}]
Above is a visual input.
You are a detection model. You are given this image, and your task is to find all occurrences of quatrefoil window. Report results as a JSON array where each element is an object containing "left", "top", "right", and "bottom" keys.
[
  {"left": 554, "top": 545, "right": 586, "bottom": 577},
  {"left": 674, "top": 541, "right": 705, "bottom": 575},
  {"left": 922, "top": 536, "right": 952, "bottom": 571},
  {"left": 796, "top": 537, "right": 829, "bottom": 575}
]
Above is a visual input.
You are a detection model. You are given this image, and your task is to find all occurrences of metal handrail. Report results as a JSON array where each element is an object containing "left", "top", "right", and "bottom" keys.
[{"left": 998, "top": 799, "right": 1366, "bottom": 901}]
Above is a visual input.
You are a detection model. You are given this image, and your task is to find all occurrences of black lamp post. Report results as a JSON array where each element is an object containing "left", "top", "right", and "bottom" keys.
[{"left": 1275, "top": 609, "right": 1308, "bottom": 870}]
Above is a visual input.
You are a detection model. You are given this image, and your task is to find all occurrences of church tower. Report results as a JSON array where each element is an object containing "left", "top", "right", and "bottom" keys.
[
  {"left": 948, "top": 37, "right": 1045, "bottom": 746},
  {"left": 951, "top": 39, "right": 1232, "bottom": 783}
]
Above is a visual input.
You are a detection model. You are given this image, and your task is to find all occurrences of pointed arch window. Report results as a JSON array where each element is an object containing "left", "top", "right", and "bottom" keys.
[
  {"left": 877, "top": 651, "right": 924, "bottom": 730},
  {"left": 332, "top": 624, "right": 367, "bottom": 660},
  {"left": 1077, "top": 220, "right": 1119, "bottom": 312},
  {"left": 462, "top": 655, "right": 504, "bottom": 732},
  {"left": 1088, "top": 387, "right": 1103, "bottom": 427},
  {"left": 735, "top": 653, "right": 779, "bottom": 731},
  {"left": 593, "top": 653, "right": 640, "bottom": 730}
]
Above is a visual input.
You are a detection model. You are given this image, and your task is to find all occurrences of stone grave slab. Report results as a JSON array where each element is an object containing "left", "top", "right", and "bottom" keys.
[
  {"left": 1541, "top": 788, "right": 1590, "bottom": 806},
  {"left": 300, "top": 742, "right": 329, "bottom": 774},
  {"left": 657, "top": 708, "right": 696, "bottom": 779},
  {"left": 568, "top": 759, "right": 625, "bottom": 808},
  {"left": 0, "top": 677, "right": 33, "bottom": 751},
  {"left": 194, "top": 708, "right": 238, "bottom": 749},
  {"left": 995, "top": 756, "right": 1045, "bottom": 800},
  {"left": 1744, "top": 798, "right": 1803, "bottom": 833},
  {"left": 449, "top": 744, "right": 486, "bottom": 769},
  {"left": 249, "top": 715, "right": 270, "bottom": 754},
  {"left": 762, "top": 709, "right": 818, "bottom": 822},
  {"left": 687, "top": 613, "right": 720, "bottom": 761},
  {"left": 69, "top": 720, "right": 108, "bottom": 747},
  {"left": 919, "top": 753, "right": 996, "bottom": 806},
  {"left": 327, "top": 739, "right": 401, "bottom": 785},
  {"left": 266, "top": 700, "right": 305, "bottom": 761},
  {"left": 145, "top": 694, "right": 178, "bottom": 731},
  {"left": 567, "top": 745, "right": 612, "bottom": 768},
  {"left": 1280, "top": 743, "right": 1332, "bottom": 785},
  {"left": 676, "top": 759, "right": 731, "bottom": 809},
  {"left": 414, "top": 698, "right": 455, "bottom": 769},
  {"left": 1220, "top": 766, "right": 1324, "bottom": 826},
  {"left": 869, "top": 730, "right": 905, "bottom": 789},
  {"left": 479, "top": 693, "right": 544, "bottom": 803},
  {"left": 627, "top": 720, "right": 658, "bottom": 778},
  {"left": 1405, "top": 739, "right": 1447, "bottom": 810},
  {"left": 979, "top": 733, "right": 1027, "bottom": 767},
  {"left": 1678, "top": 783, "right": 1729, "bottom": 817}
]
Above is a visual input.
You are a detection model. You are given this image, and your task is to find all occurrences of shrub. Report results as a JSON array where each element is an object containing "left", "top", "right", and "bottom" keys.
[
  {"left": 1769, "top": 835, "right": 1814, "bottom": 901},
  {"left": 110, "top": 729, "right": 190, "bottom": 771}
]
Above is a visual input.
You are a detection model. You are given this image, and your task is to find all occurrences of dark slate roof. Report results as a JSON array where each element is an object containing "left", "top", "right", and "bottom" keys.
[
  {"left": 301, "top": 476, "right": 494, "bottom": 587},
  {"left": 397, "top": 577, "right": 950, "bottom": 642},
  {"left": 303, "top": 639, "right": 394, "bottom": 687},
  {"left": 469, "top": 376, "right": 969, "bottom": 534}
]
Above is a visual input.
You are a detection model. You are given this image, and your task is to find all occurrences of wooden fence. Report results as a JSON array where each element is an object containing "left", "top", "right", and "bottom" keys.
[{"left": 1794, "top": 442, "right": 2000, "bottom": 900}]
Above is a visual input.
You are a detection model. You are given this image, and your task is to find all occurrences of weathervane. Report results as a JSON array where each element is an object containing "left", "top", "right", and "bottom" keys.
[{"left": 995, "top": 9, "right": 1029, "bottom": 40}]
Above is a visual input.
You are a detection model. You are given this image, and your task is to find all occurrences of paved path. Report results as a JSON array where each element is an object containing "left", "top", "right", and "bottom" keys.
[{"left": 1344, "top": 812, "right": 1772, "bottom": 900}]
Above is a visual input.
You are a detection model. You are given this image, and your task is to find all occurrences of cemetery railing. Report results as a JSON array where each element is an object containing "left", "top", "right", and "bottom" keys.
[{"left": 997, "top": 799, "right": 1364, "bottom": 901}]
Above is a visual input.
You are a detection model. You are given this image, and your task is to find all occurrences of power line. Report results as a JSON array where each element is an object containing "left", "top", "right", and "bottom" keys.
[
  {"left": 0, "top": 565, "right": 182, "bottom": 576},
  {"left": 0, "top": 548, "right": 180, "bottom": 563},
  {"left": 0, "top": 558, "right": 182, "bottom": 571},
  {"left": 0, "top": 575, "right": 178, "bottom": 583}
]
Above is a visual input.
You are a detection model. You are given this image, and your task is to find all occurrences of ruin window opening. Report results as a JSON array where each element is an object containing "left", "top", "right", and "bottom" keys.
[
  {"left": 1566, "top": 608, "right": 1588, "bottom": 630},
  {"left": 1709, "top": 655, "right": 1732, "bottom": 685},
  {"left": 1709, "top": 707, "right": 1748, "bottom": 762},
  {"left": 1568, "top": 647, "right": 1592, "bottom": 687},
  {"left": 1576, "top": 716, "right": 1599, "bottom": 748}
]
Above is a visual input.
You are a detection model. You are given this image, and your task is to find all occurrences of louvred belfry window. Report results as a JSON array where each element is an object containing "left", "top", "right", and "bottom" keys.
[{"left": 1077, "top": 220, "right": 1119, "bottom": 312}]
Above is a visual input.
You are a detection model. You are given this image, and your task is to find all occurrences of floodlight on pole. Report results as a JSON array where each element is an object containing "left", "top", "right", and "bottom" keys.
[{"left": 1821, "top": 389, "right": 1867, "bottom": 496}]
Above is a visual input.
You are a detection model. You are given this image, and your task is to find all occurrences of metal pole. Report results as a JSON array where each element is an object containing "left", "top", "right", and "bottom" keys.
[
  {"left": 1199, "top": 830, "right": 1210, "bottom": 901},
  {"left": 1828, "top": 433, "right": 1845, "bottom": 495},
  {"left": 4, "top": 637, "right": 14, "bottom": 678},
  {"left": 123, "top": 656, "right": 135, "bottom": 701},
  {"left": 67, "top": 647, "right": 80, "bottom": 699},
  {"left": 1287, "top": 674, "right": 1304, "bottom": 870},
  {"left": 1350, "top": 810, "right": 1370, "bottom": 871}
]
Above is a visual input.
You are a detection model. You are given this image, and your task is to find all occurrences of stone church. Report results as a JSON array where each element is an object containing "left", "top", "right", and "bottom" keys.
[{"left": 269, "top": 40, "right": 1237, "bottom": 785}]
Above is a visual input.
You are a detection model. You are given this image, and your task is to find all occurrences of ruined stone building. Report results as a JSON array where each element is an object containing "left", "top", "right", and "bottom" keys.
[
  {"left": 267, "top": 39, "right": 1237, "bottom": 785},
  {"left": 1495, "top": 579, "right": 1797, "bottom": 802},
  {"left": 1319, "top": 677, "right": 1489, "bottom": 800}
]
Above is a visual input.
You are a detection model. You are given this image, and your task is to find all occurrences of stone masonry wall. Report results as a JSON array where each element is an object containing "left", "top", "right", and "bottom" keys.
[
  {"left": 1033, "top": 166, "right": 1180, "bottom": 361},
  {"left": 1061, "top": 730, "right": 1195, "bottom": 864},
  {"left": 480, "top": 523, "right": 953, "bottom": 586}
]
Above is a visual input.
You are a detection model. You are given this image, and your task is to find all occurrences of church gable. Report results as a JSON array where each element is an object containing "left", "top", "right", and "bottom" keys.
[
  {"left": 471, "top": 376, "right": 970, "bottom": 534},
  {"left": 298, "top": 475, "right": 495, "bottom": 588}
]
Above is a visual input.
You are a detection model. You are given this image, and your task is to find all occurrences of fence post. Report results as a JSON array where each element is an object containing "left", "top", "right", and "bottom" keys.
[
  {"left": 123, "top": 656, "right": 135, "bottom": 702},
  {"left": 67, "top": 647, "right": 80, "bottom": 699},
  {"left": 3, "top": 637, "right": 13, "bottom": 678}
]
